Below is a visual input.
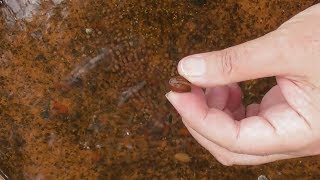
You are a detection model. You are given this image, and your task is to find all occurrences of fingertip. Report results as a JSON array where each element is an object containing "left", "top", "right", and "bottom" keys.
[
  {"left": 226, "top": 83, "right": 243, "bottom": 111},
  {"left": 166, "top": 87, "right": 208, "bottom": 120},
  {"left": 165, "top": 91, "right": 173, "bottom": 101},
  {"left": 246, "top": 103, "right": 260, "bottom": 117},
  {"left": 233, "top": 104, "right": 246, "bottom": 120},
  {"left": 177, "top": 54, "right": 213, "bottom": 87},
  {"left": 177, "top": 54, "right": 206, "bottom": 76}
]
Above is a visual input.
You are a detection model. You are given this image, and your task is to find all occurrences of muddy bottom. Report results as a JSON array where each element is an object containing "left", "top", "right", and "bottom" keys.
[{"left": 0, "top": 0, "right": 319, "bottom": 179}]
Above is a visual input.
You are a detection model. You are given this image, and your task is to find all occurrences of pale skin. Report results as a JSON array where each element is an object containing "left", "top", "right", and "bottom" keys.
[{"left": 166, "top": 4, "right": 320, "bottom": 165}]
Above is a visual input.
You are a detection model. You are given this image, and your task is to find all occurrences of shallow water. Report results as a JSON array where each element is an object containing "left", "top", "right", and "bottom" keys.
[{"left": 0, "top": 0, "right": 319, "bottom": 179}]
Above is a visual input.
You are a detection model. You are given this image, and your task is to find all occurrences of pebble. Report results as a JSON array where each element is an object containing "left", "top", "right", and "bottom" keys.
[
  {"left": 174, "top": 153, "right": 191, "bottom": 163},
  {"left": 177, "top": 128, "right": 190, "bottom": 136},
  {"left": 169, "top": 76, "right": 191, "bottom": 93},
  {"left": 52, "top": 101, "right": 69, "bottom": 115},
  {"left": 257, "top": 175, "right": 268, "bottom": 180},
  {"left": 40, "top": 109, "right": 50, "bottom": 119},
  {"left": 85, "top": 28, "right": 93, "bottom": 34}
]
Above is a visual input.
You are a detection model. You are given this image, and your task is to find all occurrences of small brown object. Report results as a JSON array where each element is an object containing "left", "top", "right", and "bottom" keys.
[
  {"left": 174, "top": 153, "right": 191, "bottom": 163},
  {"left": 52, "top": 101, "right": 69, "bottom": 115},
  {"left": 177, "top": 127, "right": 190, "bottom": 136},
  {"left": 169, "top": 76, "right": 191, "bottom": 93}
]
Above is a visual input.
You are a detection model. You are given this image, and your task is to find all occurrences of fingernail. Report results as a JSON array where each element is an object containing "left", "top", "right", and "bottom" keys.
[
  {"left": 165, "top": 92, "right": 174, "bottom": 104},
  {"left": 165, "top": 92, "right": 169, "bottom": 99},
  {"left": 180, "top": 56, "right": 206, "bottom": 77},
  {"left": 165, "top": 91, "right": 173, "bottom": 99}
]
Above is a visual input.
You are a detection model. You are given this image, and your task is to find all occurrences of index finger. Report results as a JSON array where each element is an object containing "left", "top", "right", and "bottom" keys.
[{"left": 166, "top": 89, "right": 312, "bottom": 155}]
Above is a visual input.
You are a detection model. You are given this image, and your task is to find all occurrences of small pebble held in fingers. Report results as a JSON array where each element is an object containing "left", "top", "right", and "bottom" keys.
[{"left": 169, "top": 76, "right": 192, "bottom": 93}]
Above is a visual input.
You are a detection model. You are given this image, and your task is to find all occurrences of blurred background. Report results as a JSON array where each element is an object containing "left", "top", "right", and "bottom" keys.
[{"left": 0, "top": 0, "right": 319, "bottom": 179}]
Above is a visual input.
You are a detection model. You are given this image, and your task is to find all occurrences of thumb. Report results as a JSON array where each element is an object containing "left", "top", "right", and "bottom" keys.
[{"left": 178, "top": 31, "right": 293, "bottom": 87}]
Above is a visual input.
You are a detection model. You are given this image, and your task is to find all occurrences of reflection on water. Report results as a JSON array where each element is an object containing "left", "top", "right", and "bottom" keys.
[
  {"left": 0, "top": 169, "right": 9, "bottom": 180},
  {"left": 6, "top": 0, "right": 41, "bottom": 20},
  {"left": 1, "top": 0, "right": 65, "bottom": 28},
  {"left": 0, "top": 0, "right": 319, "bottom": 179},
  {"left": 4, "top": 0, "right": 63, "bottom": 19}
]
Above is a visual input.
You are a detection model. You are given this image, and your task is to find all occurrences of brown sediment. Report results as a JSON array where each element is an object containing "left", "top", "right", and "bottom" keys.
[
  {"left": 312, "top": 0, "right": 320, "bottom": 5},
  {"left": 51, "top": 101, "right": 69, "bottom": 115}
]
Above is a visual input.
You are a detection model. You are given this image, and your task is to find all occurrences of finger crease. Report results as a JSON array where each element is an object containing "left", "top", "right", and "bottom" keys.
[
  {"left": 235, "top": 120, "right": 241, "bottom": 140},
  {"left": 261, "top": 114, "right": 279, "bottom": 136}
]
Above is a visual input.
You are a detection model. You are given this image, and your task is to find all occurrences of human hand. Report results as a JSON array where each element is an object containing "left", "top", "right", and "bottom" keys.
[{"left": 166, "top": 4, "right": 320, "bottom": 165}]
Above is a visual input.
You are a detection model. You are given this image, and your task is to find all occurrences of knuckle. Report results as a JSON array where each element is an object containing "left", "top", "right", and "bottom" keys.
[{"left": 218, "top": 48, "right": 238, "bottom": 79}]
